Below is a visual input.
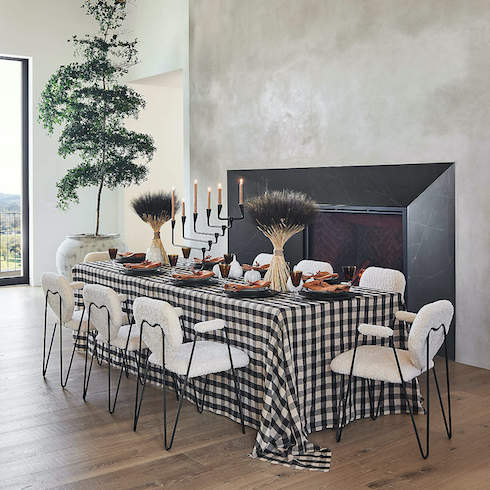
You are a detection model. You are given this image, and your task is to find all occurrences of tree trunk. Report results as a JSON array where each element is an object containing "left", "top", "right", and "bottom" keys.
[{"left": 95, "top": 178, "right": 104, "bottom": 236}]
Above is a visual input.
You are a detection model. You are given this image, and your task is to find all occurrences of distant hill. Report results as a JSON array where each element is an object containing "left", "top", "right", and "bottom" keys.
[{"left": 0, "top": 193, "right": 20, "bottom": 212}]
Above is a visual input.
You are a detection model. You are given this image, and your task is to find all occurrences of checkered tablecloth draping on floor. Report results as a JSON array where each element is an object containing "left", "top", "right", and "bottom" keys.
[{"left": 72, "top": 261, "right": 422, "bottom": 472}]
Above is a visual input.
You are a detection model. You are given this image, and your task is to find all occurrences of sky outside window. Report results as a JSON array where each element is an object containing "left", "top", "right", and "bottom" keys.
[{"left": 0, "top": 58, "right": 22, "bottom": 196}]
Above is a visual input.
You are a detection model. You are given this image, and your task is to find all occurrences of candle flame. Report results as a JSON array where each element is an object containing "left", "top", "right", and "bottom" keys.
[{"left": 194, "top": 179, "right": 198, "bottom": 184}]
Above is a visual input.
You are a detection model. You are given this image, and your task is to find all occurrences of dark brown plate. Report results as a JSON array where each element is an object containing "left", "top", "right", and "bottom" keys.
[
  {"left": 224, "top": 288, "right": 278, "bottom": 299},
  {"left": 299, "top": 289, "right": 357, "bottom": 300},
  {"left": 116, "top": 254, "right": 146, "bottom": 264}
]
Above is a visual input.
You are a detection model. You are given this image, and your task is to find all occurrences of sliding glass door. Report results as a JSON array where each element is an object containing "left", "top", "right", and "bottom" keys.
[{"left": 0, "top": 56, "right": 29, "bottom": 285}]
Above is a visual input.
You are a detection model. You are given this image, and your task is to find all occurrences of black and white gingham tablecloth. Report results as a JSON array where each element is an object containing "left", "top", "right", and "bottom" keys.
[{"left": 72, "top": 261, "right": 422, "bottom": 472}]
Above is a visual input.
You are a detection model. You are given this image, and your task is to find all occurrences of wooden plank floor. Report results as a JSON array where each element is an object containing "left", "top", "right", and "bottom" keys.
[{"left": 0, "top": 285, "right": 489, "bottom": 489}]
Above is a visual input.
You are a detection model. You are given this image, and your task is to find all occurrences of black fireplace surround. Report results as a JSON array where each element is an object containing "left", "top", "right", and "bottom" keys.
[{"left": 227, "top": 163, "right": 455, "bottom": 359}]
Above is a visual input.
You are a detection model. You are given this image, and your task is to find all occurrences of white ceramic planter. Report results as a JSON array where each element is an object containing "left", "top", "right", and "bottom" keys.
[{"left": 56, "top": 233, "right": 126, "bottom": 280}]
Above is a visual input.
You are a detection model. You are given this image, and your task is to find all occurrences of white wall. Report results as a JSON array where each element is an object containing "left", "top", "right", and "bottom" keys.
[
  {"left": 121, "top": 72, "right": 184, "bottom": 255},
  {"left": 0, "top": 0, "right": 120, "bottom": 285},
  {"left": 126, "top": 0, "right": 190, "bottom": 210},
  {"left": 189, "top": 0, "right": 490, "bottom": 369}
]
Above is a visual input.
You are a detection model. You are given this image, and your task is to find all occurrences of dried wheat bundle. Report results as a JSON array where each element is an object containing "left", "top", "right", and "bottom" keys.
[
  {"left": 246, "top": 190, "right": 317, "bottom": 291},
  {"left": 131, "top": 191, "right": 180, "bottom": 265}
]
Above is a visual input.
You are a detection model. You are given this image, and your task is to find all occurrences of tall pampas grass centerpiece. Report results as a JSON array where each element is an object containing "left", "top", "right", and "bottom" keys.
[
  {"left": 246, "top": 190, "right": 317, "bottom": 291},
  {"left": 131, "top": 191, "right": 179, "bottom": 266}
]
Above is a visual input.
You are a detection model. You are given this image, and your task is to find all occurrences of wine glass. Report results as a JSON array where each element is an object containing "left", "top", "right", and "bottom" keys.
[
  {"left": 290, "top": 269, "right": 303, "bottom": 296},
  {"left": 181, "top": 247, "right": 191, "bottom": 267},
  {"left": 342, "top": 265, "right": 357, "bottom": 285},
  {"left": 219, "top": 263, "right": 231, "bottom": 284},
  {"left": 108, "top": 248, "right": 118, "bottom": 264},
  {"left": 168, "top": 254, "right": 179, "bottom": 275}
]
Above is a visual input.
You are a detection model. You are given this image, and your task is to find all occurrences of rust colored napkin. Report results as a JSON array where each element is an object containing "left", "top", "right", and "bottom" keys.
[
  {"left": 194, "top": 256, "right": 224, "bottom": 265},
  {"left": 118, "top": 252, "right": 146, "bottom": 259},
  {"left": 302, "top": 271, "right": 339, "bottom": 281},
  {"left": 224, "top": 280, "right": 271, "bottom": 291},
  {"left": 123, "top": 261, "right": 161, "bottom": 270},
  {"left": 302, "top": 280, "right": 350, "bottom": 293},
  {"left": 242, "top": 263, "right": 270, "bottom": 272},
  {"left": 172, "top": 270, "right": 215, "bottom": 280}
]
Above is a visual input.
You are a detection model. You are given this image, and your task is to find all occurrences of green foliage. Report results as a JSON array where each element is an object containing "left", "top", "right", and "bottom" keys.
[{"left": 39, "top": 0, "right": 155, "bottom": 234}]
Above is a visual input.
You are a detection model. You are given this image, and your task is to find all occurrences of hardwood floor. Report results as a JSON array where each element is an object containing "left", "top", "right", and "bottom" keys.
[{"left": 1, "top": 285, "right": 489, "bottom": 489}]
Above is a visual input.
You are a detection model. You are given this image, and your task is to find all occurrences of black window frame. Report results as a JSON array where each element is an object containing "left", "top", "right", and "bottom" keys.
[{"left": 0, "top": 56, "right": 29, "bottom": 286}]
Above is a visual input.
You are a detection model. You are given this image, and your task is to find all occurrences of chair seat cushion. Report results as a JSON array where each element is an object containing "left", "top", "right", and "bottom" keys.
[
  {"left": 149, "top": 340, "right": 249, "bottom": 378},
  {"left": 330, "top": 345, "right": 433, "bottom": 383},
  {"left": 64, "top": 309, "right": 91, "bottom": 332},
  {"left": 96, "top": 323, "right": 146, "bottom": 351}
]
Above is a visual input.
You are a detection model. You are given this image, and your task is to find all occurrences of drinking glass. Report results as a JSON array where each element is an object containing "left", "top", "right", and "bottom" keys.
[
  {"left": 291, "top": 270, "right": 303, "bottom": 287},
  {"left": 290, "top": 269, "right": 303, "bottom": 297},
  {"left": 181, "top": 247, "right": 191, "bottom": 267},
  {"left": 224, "top": 253, "right": 234, "bottom": 265},
  {"left": 342, "top": 265, "right": 357, "bottom": 285},
  {"left": 108, "top": 248, "right": 118, "bottom": 262},
  {"left": 168, "top": 254, "right": 178, "bottom": 267},
  {"left": 219, "top": 263, "right": 231, "bottom": 283}
]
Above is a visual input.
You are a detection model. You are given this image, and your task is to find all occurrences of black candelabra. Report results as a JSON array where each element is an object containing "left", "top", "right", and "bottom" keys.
[{"left": 170, "top": 196, "right": 245, "bottom": 267}]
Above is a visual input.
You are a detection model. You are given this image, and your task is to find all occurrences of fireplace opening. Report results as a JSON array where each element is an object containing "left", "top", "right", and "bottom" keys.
[{"left": 306, "top": 206, "right": 406, "bottom": 276}]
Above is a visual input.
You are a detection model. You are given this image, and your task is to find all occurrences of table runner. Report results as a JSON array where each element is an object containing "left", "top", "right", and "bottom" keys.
[{"left": 72, "top": 261, "right": 422, "bottom": 471}]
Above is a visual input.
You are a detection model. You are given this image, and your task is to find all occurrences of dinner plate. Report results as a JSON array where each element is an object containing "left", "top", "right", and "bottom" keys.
[
  {"left": 171, "top": 277, "right": 219, "bottom": 286},
  {"left": 193, "top": 260, "right": 224, "bottom": 270},
  {"left": 299, "top": 289, "right": 356, "bottom": 300},
  {"left": 121, "top": 267, "right": 162, "bottom": 276},
  {"left": 224, "top": 288, "right": 278, "bottom": 299},
  {"left": 115, "top": 254, "right": 146, "bottom": 264}
]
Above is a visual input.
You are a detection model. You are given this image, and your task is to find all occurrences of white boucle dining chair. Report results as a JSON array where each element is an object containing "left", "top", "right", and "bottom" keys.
[
  {"left": 359, "top": 267, "right": 418, "bottom": 327},
  {"left": 41, "top": 272, "right": 88, "bottom": 388},
  {"left": 294, "top": 259, "right": 333, "bottom": 276},
  {"left": 132, "top": 297, "right": 250, "bottom": 450},
  {"left": 359, "top": 266, "right": 406, "bottom": 296},
  {"left": 82, "top": 284, "right": 145, "bottom": 414},
  {"left": 253, "top": 253, "right": 273, "bottom": 266},
  {"left": 84, "top": 251, "right": 110, "bottom": 262},
  {"left": 330, "top": 299, "right": 454, "bottom": 459}
]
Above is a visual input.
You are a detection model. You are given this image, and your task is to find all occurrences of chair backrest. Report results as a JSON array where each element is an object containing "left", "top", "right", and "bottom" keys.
[
  {"left": 253, "top": 253, "right": 273, "bottom": 266},
  {"left": 408, "top": 300, "right": 454, "bottom": 371},
  {"left": 294, "top": 259, "right": 333, "bottom": 275},
  {"left": 84, "top": 251, "right": 110, "bottom": 263},
  {"left": 41, "top": 272, "right": 75, "bottom": 323},
  {"left": 82, "top": 284, "right": 124, "bottom": 342},
  {"left": 133, "top": 297, "right": 183, "bottom": 366},
  {"left": 359, "top": 266, "right": 406, "bottom": 296}
]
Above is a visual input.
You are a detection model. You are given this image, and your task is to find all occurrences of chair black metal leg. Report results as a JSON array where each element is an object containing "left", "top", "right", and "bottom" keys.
[
  {"left": 163, "top": 373, "right": 191, "bottom": 450},
  {"left": 42, "top": 322, "right": 57, "bottom": 377},
  {"left": 336, "top": 374, "right": 351, "bottom": 442},
  {"left": 230, "top": 369, "right": 246, "bottom": 434},
  {"left": 400, "top": 375, "right": 430, "bottom": 459},
  {"left": 223, "top": 328, "right": 246, "bottom": 434},
  {"left": 60, "top": 307, "right": 86, "bottom": 389},
  {"left": 376, "top": 381, "right": 385, "bottom": 418},
  {"left": 133, "top": 355, "right": 149, "bottom": 431},
  {"left": 392, "top": 335, "right": 431, "bottom": 459},
  {"left": 191, "top": 376, "right": 208, "bottom": 413},
  {"left": 432, "top": 364, "right": 452, "bottom": 438},
  {"left": 172, "top": 373, "right": 180, "bottom": 401},
  {"left": 83, "top": 334, "right": 96, "bottom": 400},
  {"left": 109, "top": 347, "right": 126, "bottom": 415}
]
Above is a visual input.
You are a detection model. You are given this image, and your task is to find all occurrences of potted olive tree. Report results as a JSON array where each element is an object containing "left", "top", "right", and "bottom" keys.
[{"left": 39, "top": 0, "right": 155, "bottom": 278}]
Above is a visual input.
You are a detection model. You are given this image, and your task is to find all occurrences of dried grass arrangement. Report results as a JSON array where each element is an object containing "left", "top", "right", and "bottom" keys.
[
  {"left": 246, "top": 190, "right": 317, "bottom": 291},
  {"left": 131, "top": 191, "right": 179, "bottom": 265}
]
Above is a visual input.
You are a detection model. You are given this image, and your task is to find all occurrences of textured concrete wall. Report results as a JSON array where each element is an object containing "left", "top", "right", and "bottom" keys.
[{"left": 189, "top": 0, "right": 490, "bottom": 369}]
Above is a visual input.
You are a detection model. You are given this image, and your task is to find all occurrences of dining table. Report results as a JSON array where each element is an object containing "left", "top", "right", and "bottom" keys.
[{"left": 72, "top": 260, "right": 422, "bottom": 472}]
